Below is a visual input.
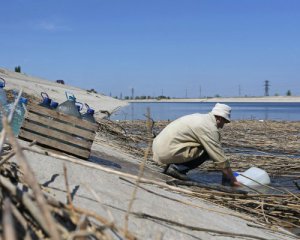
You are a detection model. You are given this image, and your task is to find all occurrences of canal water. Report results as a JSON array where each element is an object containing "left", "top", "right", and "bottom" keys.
[
  {"left": 111, "top": 101, "right": 300, "bottom": 195},
  {"left": 107, "top": 102, "right": 300, "bottom": 235},
  {"left": 111, "top": 102, "right": 300, "bottom": 121}
]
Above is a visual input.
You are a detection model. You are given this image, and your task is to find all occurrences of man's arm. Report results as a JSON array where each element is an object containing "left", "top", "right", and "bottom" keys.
[{"left": 221, "top": 167, "right": 242, "bottom": 187}]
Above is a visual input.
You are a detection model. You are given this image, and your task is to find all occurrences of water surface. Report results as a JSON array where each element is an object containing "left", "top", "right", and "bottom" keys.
[{"left": 111, "top": 102, "right": 300, "bottom": 121}]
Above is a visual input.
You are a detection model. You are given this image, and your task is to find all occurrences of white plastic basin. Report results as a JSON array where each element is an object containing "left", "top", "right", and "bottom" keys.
[{"left": 235, "top": 167, "right": 271, "bottom": 186}]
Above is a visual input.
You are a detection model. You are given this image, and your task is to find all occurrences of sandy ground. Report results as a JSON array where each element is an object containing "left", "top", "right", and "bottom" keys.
[
  {"left": 0, "top": 67, "right": 128, "bottom": 117},
  {"left": 2, "top": 67, "right": 298, "bottom": 239}
]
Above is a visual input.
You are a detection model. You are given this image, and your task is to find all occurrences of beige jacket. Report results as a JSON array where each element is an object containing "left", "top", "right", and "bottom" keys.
[{"left": 152, "top": 112, "right": 230, "bottom": 169}]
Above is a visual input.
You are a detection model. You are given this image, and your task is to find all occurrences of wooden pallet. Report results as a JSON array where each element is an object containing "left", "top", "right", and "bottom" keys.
[{"left": 18, "top": 103, "right": 98, "bottom": 159}]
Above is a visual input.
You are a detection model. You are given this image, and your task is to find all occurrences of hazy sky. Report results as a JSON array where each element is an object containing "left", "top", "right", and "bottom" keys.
[{"left": 0, "top": 0, "right": 299, "bottom": 98}]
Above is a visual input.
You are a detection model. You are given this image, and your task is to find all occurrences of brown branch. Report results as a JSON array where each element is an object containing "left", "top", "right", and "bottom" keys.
[
  {"left": 63, "top": 164, "right": 74, "bottom": 211},
  {"left": 0, "top": 176, "right": 50, "bottom": 236},
  {"left": 46, "top": 196, "right": 136, "bottom": 240},
  {"left": 1, "top": 114, "right": 61, "bottom": 240},
  {"left": 124, "top": 107, "right": 151, "bottom": 236},
  {"left": 3, "top": 198, "right": 17, "bottom": 240}
]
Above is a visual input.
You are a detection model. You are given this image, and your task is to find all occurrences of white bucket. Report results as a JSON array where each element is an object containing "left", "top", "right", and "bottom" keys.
[{"left": 235, "top": 167, "right": 271, "bottom": 186}]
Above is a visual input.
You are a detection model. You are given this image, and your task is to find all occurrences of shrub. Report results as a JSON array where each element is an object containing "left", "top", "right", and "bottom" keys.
[{"left": 14, "top": 66, "right": 21, "bottom": 73}]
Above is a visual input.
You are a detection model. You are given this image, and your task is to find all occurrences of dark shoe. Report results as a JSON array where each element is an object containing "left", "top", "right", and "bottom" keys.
[
  {"left": 222, "top": 173, "right": 231, "bottom": 186},
  {"left": 162, "top": 164, "right": 170, "bottom": 174},
  {"left": 165, "top": 165, "right": 190, "bottom": 181}
]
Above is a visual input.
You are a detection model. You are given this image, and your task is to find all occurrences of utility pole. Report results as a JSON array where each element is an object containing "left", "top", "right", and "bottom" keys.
[
  {"left": 264, "top": 80, "right": 270, "bottom": 96},
  {"left": 199, "top": 85, "right": 202, "bottom": 98},
  {"left": 238, "top": 85, "right": 241, "bottom": 97},
  {"left": 131, "top": 88, "right": 134, "bottom": 99}
]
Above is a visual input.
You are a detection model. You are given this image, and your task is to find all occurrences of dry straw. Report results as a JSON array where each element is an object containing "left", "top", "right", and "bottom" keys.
[{"left": 0, "top": 93, "right": 299, "bottom": 239}]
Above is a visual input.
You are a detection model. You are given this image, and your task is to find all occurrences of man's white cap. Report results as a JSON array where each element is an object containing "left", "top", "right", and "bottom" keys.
[{"left": 211, "top": 103, "right": 231, "bottom": 122}]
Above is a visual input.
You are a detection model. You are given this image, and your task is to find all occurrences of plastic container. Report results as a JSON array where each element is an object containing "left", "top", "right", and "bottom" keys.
[
  {"left": 50, "top": 100, "right": 58, "bottom": 109},
  {"left": 235, "top": 167, "right": 271, "bottom": 186},
  {"left": 39, "top": 92, "right": 59, "bottom": 109},
  {"left": 0, "top": 77, "right": 7, "bottom": 106},
  {"left": 75, "top": 102, "right": 83, "bottom": 112},
  {"left": 0, "top": 77, "right": 8, "bottom": 131},
  {"left": 57, "top": 92, "right": 81, "bottom": 118},
  {"left": 39, "top": 92, "right": 52, "bottom": 108},
  {"left": 11, "top": 97, "right": 28, "bottom": 136},
  {"left": 82, "top": 103, "right": 96, "bottom": 123}
]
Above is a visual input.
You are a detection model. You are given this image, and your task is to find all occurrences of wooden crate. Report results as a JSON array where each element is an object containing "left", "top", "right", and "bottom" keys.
[{"left": 18, "top": 103, "right": 98, "bottom": 159}]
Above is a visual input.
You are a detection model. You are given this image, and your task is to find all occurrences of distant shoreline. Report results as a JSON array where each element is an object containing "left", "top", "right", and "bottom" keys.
[{"left": 126, "top": 96, "right": 300, "bottom": 103}]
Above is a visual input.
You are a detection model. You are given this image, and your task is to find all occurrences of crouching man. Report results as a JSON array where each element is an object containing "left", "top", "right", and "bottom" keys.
[{"left": 152, "top": 103, "right": 241, "bottom": 187}]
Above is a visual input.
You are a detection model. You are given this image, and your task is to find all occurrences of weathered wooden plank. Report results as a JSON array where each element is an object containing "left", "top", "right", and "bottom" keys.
[
  {"left": 26, "top": 104, "right": 98, "bottom": 132},
  {"left": 18, "top": 102, "right": 98, "bottom": 159},
  {"left": 18, "top": 129, "right": 90, "bottom": 159},
  {"left": 21, "top": 121, "right": 92, "bottom": 149},
  {"left": 24, "top": 112, "right": 96, "bottom": 140}
]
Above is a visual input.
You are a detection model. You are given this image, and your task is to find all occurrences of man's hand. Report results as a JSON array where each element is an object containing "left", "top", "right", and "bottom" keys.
[
  {"left": 221, "top": 167, "right": 241, "bottom": 187},
  {"left": 232, "top": 180, "right": 242, "bottom": 187}
]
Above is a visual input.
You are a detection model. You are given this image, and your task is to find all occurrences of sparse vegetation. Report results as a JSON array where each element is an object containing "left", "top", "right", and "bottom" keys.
[
  {"left": 56, "top": 80, "right": 65, "bottom": 85},
  {"left": 87, "top": 88, "right": 97, "bottom": 93},
  {"left": 123, "top": 95, "right": 170, "bottom": 100},
  {"left": 14, "top": 65, "right": 21, "bottom": 73}
]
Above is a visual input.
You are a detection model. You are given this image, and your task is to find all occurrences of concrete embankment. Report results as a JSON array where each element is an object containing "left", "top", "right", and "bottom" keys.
[
  {"left": 0, "top": 67, "right": 128, "bottom": 117},
  {"left": 12, "top": 137, "right": 296, "bottom": 240},
  {"left": 1, "top": 66, "right": 297, "bottom": 239}
]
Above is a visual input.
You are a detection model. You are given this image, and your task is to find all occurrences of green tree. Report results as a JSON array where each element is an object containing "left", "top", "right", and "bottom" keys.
[
  {"left": 14, "top": 65, "right": 21, "bottom": 73},
  {"left": 286, "top": 90, "right": 292, "bottom": 96}
]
